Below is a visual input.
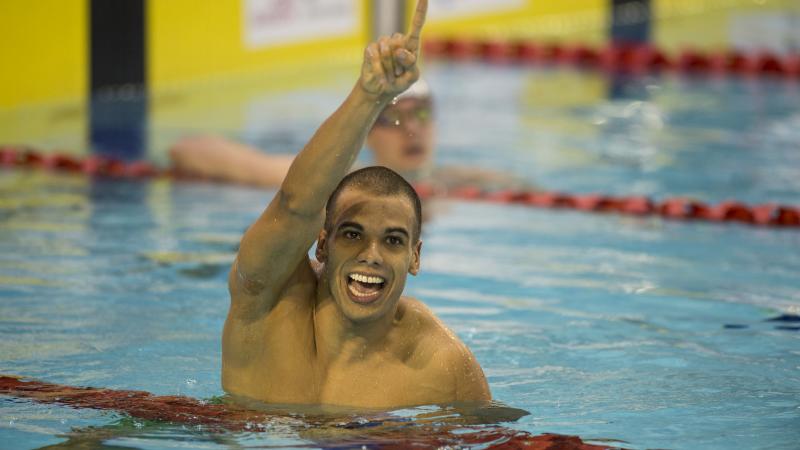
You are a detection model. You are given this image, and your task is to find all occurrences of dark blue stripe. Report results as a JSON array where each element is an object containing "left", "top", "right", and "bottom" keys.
[
  {"left": 89, "top": 0, "right": 147, "bottom": 160},
  {"left": 610, "top": 0, "right": 651, "bottom": 45}
]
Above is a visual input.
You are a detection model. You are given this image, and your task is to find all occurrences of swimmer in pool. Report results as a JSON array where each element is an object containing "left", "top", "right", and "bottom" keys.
[
  {"left": 169, "top": 79, "right": 438, "bottom": 187},
  {"left": 222, "top": 0, "right": 491, "bottom": 409},
  {"left": 169, "top": 69, "right": 521, "bottom": 192}
]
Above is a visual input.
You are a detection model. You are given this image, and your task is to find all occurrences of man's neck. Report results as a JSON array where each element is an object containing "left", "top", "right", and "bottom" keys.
[{"left": 313, "top": 280, "right": 401, "bottom": 365}]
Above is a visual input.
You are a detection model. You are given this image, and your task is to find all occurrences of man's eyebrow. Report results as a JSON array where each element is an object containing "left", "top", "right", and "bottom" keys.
[
  {"left": 338, "top": 221, "right": 364, "bottom": 231},
  {"left": 385, "top": 227, "right": 410, "bottom": 238}
]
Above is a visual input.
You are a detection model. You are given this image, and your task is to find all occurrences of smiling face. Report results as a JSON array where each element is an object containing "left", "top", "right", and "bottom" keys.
[
  {"left": 367, "top": 97, "right": 436, "bottom": 176},
  {"left": 316, "top": 187, "right": 422, "bottom": 324}
]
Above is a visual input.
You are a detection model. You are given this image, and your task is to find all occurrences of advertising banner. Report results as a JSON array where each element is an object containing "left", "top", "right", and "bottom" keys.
[
  {"left": 244, "top": 0, "right": 359, "bottom": 48},
  {"left": 428, "top": 0, "right": 525, "bottom": 20}
]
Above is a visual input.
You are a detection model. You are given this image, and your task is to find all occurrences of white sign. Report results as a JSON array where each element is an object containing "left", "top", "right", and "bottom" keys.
[
  {"left": 244, "top": 0, "right": 359, "bottom": 49},
  {"left": 730, "top": 13, "right": 800, "bottom": 55},
  {"left": 428, "top": 0, "right": 524, "bottom": 20}
]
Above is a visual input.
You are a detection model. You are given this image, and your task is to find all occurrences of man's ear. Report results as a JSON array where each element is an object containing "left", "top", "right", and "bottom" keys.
[
  {"left": 315, "top": 229, "right": 328, "bottom": 263},
  {"left": 409, "top": 240, "right": 422, "bottom": 276}
]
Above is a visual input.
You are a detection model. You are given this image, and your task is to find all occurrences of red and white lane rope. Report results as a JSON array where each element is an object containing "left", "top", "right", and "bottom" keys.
[
  {"left": 423, "top": 39, "right": 800, "bottom": 79},
  {"left": 0, "top": 375, "right": 607, "bottom": 449},
  {"left": 415, "top": 184, "right": 800, "bottom": 228},
  {"left": 2, "top": 146, "right": 797, "bottom": 228}
]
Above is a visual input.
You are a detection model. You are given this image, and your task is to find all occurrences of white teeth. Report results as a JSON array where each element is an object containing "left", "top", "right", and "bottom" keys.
[
  {"left": 348, "top": 273, "right": 385, "bottom": 284},
  {"left": 348, "top": 283, "right": 377, "bottom": 298}
]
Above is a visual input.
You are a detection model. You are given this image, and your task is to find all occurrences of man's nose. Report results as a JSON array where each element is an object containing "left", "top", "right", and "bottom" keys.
[{"left": 357, "top": 240, "right": 383, "bottom": 266}]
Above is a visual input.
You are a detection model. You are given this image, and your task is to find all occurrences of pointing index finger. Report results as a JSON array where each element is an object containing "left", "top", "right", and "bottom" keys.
[{"left": 405, "top": 0, "right": 428, "bottom": 54}]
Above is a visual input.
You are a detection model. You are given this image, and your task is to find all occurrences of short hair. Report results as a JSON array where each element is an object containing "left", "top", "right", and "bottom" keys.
[{"left": 324, "top": 166, "right": 422, "bottom": 242}]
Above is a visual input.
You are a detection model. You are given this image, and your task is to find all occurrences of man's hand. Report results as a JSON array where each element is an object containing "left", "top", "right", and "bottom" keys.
[{"left": 360, "top": 0, "right": 428, "bottom": 100}]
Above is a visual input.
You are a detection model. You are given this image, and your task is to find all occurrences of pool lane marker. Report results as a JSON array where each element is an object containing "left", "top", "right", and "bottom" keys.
[
  {"left": 2, "top": 146, "right": 799, "bottom": 229},
  {"left": 0, "top": 375, "right": 608, "bottom": 449},
  {"left": 423, "top": 39, "right": 800, "bottom": 79}
]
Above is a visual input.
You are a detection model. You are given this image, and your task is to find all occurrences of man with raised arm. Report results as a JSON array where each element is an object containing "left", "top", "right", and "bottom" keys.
[{"left": 222, "top": 0, "right": 490, "bottom": 409}]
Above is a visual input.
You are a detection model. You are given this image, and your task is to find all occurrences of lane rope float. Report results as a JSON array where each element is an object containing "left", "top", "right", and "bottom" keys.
[
  {"left": 423, "top": 39, "right": 800, "bottom": 79},
  {"left": 0, "top": 375, "right": 608, "bottom": 449},
  {"left": 2, "top": 146, "right": 798, "bottom": 228},
  {"left": 414, "top": 184, "right": 800, "bottom": 228}
]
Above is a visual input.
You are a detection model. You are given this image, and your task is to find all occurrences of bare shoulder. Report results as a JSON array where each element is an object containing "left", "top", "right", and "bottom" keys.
[
  {"left": 397, "top": 297, "right": 492, "bottom": 403},
  {"left": 223, "top": 255, "right": 317, "bottom": 364},
  {"left": 397, "top": 297, "right": 457, "bottom": 350}
]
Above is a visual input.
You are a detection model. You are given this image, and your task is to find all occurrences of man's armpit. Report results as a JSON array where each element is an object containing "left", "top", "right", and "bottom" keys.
[
  {"left": 225, "top": 259, "right": 283, "bottom": 325},
  {"left": 228, "top": 255, "right": 317, "bottom": 318},
  {"left": 233, "top": 257, "right": 267, "bottom": 296}
]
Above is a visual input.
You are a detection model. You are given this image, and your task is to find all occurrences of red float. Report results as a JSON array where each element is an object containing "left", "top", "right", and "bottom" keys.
[
  {"left": 481, "top": 40, "right": 515, "bottom": 63},
  {"left": 423, "top": 38, "right": 800, "bottom": 80},
  {"left": 562, "top": 45, "right": 601, "bottom": 68},
  {"left": 2, "top": 137, "right": 799, "bottom": 229},
  {"left": 0, "top": 375, "right": 608, "bottom": 449},
  {"left": 444, "top": 38, "right": 480, "bottom": 60}
]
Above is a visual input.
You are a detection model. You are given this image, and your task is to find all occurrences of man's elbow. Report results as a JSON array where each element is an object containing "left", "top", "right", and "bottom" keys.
[
  {"left": 229, "top": 259, "right": 267, "bottom": 298},
  {"left": 275, "top": 189, "right": 322, "bottom": 220}
]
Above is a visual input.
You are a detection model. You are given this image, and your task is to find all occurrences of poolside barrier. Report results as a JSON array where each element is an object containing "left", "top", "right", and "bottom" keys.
[
  {"left": 423, "top": 39, "right": 800, "bottom": 79},
  {"left": 0, "top": 375, "right": 608, "bottom": 449},
  {"left": 2, "top": 146, "right": 798, "bottom": 228}
]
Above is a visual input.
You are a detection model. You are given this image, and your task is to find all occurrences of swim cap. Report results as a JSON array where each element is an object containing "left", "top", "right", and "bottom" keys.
[{"left": 397, "top": 79, "right": 432, "bottom": 101}]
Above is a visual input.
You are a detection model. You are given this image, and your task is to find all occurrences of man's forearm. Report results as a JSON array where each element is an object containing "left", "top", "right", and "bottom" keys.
[
  {"left": 229, "top": 0, "right": 426, "bottom": 302},
  {"left": 279, "top": 85, "right": 390, "bottom": 216}
]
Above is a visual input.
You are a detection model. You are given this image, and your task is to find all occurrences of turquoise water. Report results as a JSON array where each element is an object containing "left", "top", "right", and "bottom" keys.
[{"left": 1, "top": 63, "right": 799, "bottom": 449}]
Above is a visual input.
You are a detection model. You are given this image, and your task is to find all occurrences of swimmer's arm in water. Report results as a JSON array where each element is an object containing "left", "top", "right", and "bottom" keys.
[
  {"left": 453, "top": 344, "right": 492, "bottom": 402},
  {"left": 435, "top": 166, "right": 536, "bottom": 192},
  {"left": 228, "top": 0, "right": 428, "bottom": 316},
  {"left": 169, "top": 135, "right": 293, "bottom": 188},
  {"left": 434, "top": 326, "right": 492, "bottom": 403}
]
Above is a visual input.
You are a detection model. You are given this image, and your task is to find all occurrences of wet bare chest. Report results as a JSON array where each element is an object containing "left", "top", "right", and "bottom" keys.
[{"left": 318, "top": 357, "right": 454, "bottom": 408}]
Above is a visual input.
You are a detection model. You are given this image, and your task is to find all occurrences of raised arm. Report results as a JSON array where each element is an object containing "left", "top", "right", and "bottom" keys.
[
  {"left": 169, "top": 135, "right": 293, "bottom": 188},
  {"left": 230, "top": 0, "right": 429, "bottom": 315}
]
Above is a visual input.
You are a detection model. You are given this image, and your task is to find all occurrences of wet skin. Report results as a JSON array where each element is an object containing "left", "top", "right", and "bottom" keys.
[
  {"left": 223, "top": 187, "right": 490, "bottom": 408},
  {"left": 222, "top": 0, "right": 490, "bottom": 409},
  {"left": 316, "top": 188, "right": 421, "bottom": 326},
  {"left": 367, "top": 97, "right": 436, "bottom": 176}
]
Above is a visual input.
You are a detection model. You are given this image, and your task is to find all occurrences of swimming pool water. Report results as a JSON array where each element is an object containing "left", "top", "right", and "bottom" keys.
[{"left": 1, "top": 63, "right": 799, "bottom": 449}]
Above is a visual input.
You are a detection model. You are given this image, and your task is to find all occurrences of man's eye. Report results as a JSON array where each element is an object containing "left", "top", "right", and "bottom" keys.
[
  {"left": 345, "top": 231, "right": 360, "bottom": 240},
  {"left": 414, "top": 108, "right": 431, "bottom": 122},
  {"left": 386, "top": 236, "right": 403, "bottom": 246}
]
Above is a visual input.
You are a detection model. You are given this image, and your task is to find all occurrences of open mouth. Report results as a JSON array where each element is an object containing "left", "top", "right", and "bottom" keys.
[
  {"left": 403, "top": 145, "right": 425, "bottom": 158},
  {"left": 346, "top": 272, "right": 386, "bottom": 304}
]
